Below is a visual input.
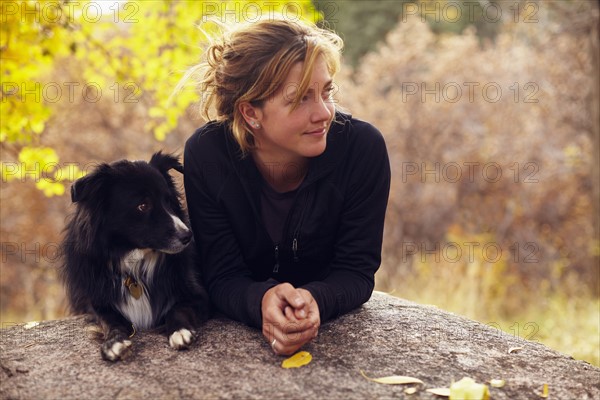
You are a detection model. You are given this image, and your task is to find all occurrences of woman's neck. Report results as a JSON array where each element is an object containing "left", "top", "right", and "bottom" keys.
[{"left": 251, "top": 151, "right": 308, "bottom": 193}]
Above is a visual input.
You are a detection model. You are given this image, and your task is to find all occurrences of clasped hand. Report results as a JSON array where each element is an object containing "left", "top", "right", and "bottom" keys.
[{"left": 261, "top": 283, "right": 320, "bottom": 356}]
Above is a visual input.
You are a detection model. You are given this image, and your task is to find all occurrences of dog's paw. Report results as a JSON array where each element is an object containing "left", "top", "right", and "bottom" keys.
[
  {"left": 169, "top": 328, "right": 194, "bottom": 350},
  {"left": 101, "top": 338, "right": 132, "bottom": 362}
]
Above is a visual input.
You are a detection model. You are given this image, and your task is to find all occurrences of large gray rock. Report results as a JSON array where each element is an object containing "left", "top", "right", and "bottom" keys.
[{"left": 1, "top": 292, "right": 598, "bottom": 399}]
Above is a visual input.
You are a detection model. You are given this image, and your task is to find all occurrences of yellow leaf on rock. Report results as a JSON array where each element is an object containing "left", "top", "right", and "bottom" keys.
[
  {"left": 427, "top": 387, "right": 451, "bottom": 397},
  {"left": 281, "top": 351, "right": 312, "bottom": 369},
  {"left": 23, "top": 321, "right": 39, "bottom": 330},
  {"left": 449, "top": 377, "right": 489, "bottom": 400},
  {"left": 508, "top": 346, "right": 524, "bottom": 354},
  {"left": 540, "top": 383, "right": 549, "bottom": 398},
  {"left": 360, "top": 370, "right": 424, "bottom": 385},
  {"left": 405, "top": 387, "right": 418, "bottom": 394},
  {"left": 490, "top": 379, "right": 505, "bottom": 388}
]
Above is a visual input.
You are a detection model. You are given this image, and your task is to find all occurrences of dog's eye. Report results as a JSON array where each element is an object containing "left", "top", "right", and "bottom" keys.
[{"left": 137, "top": 202, "right": 151, "bottom": 213}]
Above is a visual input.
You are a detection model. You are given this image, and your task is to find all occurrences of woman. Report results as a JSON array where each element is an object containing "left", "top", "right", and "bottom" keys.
[{"left": 183, "top": 17, "right": 390, "bottom": 356}]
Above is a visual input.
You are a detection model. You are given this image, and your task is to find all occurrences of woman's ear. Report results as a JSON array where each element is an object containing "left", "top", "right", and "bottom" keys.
[{"left": 238, "top": 102, "right": 263, "bottom": 128}]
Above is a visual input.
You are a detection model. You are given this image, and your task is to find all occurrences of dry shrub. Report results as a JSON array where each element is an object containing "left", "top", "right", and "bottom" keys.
[{"left": 336, "top": 10, "right": 598, "bottom": 318}]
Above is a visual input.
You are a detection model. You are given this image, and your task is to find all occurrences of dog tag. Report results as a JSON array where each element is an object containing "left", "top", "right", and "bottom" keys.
[
  {"left": 124, "top": 276, "right": 143, "bottom": 300},
  {"left": 128, "top": 282, "right": 143, "bottom": 299}
]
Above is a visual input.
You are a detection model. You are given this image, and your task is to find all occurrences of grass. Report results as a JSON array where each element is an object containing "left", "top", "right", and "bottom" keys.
[{"left": 376, "top": 259, "right": 600, "bottom": 367}]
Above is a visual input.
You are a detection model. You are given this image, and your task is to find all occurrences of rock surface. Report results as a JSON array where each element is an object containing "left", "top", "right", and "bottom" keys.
[{"left": 1, "top": 292, "right": 598, "bottom": 399}]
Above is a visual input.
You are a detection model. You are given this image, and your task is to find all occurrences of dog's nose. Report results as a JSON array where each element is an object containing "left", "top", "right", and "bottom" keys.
[{"left": 180, "top": 230, "right": 192, "bottom": 245}]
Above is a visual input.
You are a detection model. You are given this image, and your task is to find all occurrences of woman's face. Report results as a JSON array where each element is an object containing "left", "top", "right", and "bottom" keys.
[{"left": 251, "top": 55, "right": 336, "bottom": 165}]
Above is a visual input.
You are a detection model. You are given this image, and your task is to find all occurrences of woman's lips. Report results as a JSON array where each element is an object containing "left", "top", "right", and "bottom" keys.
[{"left": 305, "top": 127, "right": 327, "bottom": 136}]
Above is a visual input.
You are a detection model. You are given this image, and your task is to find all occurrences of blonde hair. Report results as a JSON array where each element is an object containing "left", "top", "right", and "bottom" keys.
[{"left": 181, "top": 17, "right": 343, "bottom": 154}]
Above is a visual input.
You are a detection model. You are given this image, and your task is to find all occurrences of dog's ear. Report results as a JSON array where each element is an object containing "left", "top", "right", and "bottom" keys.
[
  {"left": 149, "top": 151, "right": 183, "bottom": 174},
  {"left": 70, "top": 164, "right": 112, "bottom": 203}
]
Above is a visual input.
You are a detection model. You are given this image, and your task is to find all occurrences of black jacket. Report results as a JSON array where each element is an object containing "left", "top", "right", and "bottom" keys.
[{"left": 184, "top": 112, "right": 391, "bottom": 328}]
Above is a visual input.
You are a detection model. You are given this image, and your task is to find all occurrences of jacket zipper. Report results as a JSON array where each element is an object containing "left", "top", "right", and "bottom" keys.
[
  {"left": 273, "top": 244, "right": 280, "bottom": 273},
  {"left": 272, "top": 186, "right": 311, "bottom": 272},
  {"left": 292, "top": 238, "right": 298, "bottom": 262},
  {"left": 291, "top": 191, "right": 310, "bottom": 263}
]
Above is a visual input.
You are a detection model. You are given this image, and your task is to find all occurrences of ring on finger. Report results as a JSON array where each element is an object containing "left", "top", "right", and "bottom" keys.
[{"left": 271, "top": 338, "right": 278, "bottom": 354}]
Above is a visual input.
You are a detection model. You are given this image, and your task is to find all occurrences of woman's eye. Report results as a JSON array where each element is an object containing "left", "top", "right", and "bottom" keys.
[{"left": 137, "top": 203, "right": 151, "bottom": 213}]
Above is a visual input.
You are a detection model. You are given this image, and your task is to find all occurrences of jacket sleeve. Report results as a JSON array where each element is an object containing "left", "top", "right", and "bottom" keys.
[
  {"left": 184, "top": 133, "right": 278, "bottom": 329},
  {"left": 302, "top": 122, "right": 391, "bottom": 322}
]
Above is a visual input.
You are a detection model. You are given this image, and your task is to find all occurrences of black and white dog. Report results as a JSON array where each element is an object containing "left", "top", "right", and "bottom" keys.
[{"left": 60, "top": 152, "right": 208, "bottom": 361}]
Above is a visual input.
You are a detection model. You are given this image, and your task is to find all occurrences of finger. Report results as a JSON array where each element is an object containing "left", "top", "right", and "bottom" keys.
[
  {"left": 264, "top": 324, "right": 285, "bottom": 351},
  {"left": 277, "top": 327, "right": 317, "bottom": 355},
  {"left": 293, "top": 305, "right": 308, "bottom": 320},
  {"left": 262, "top": 285, "right": 317, "bottom": 344},
  {"left": 275, "top": 284, "right": 306, "bottom": 310},
  {"left": 267, "top": 328, "right": 303, "bottom": 356},
  {"left": 281, "top": 303, "right": 319, "bottom": 334},
  {"left": 263, "top": 320, "right": 313, "bottom": 351},
  {"left": 271, "top": 310, "right": 320, "bottom": 349},
  {"left": 263, "top": 317, "right": 306, "bottom": 343},
  {"left": 274, "top": 337, "right": 305, "bottom": 356},
  {"left": 270, "top": 335, "right": 279, "bottom": 354},
  {"left": 284, "top": 305, "right": 296, "bottom": 321},
  {"left": 263, "top": 306, "right": 290, "bottom": 343},
  {"left": 263, "top": 295, "right": 292, "bottom": 327},
  {"left": 280, "top": 317, "right": 314, "bottom": 334},
  {"left": 277, "top": 344, "right": 301, "bottom": 356}
]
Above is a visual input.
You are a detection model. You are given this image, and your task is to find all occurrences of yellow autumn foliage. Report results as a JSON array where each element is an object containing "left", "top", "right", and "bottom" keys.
[{"left": 1, "top": 0, "right": 320, "bottom": 196}]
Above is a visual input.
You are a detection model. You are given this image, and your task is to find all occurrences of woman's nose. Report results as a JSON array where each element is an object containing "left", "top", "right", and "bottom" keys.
[{"left": 311, "top": 95, "right": 333, "bottom": 123}]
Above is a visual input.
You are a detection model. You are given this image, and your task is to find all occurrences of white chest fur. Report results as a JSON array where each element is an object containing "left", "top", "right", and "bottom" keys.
[{"left": 116, "top": 249, "right": 162, "bottom": 330}]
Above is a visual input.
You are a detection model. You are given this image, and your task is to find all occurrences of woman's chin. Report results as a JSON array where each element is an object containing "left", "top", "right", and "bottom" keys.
[{"left": 301, "top": 137, "right": 328, "bottom": 158}]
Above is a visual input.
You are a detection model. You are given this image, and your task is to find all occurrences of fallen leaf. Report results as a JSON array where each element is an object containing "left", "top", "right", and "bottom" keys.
[
  {"left": 508, "top": 346, "right": 524, "bottom": 353},
  {"left": 404, "top": 387, "right": 418, "bottom": 395},
  {"left": 539, "top": 383, "right": 549, "bottom": 398},
  {"left": 360, "top": 370, "right": 424, "bottom": 385},
  {"left": 281, "top": 351, "right": 312, "bottom": 369},
  {"left": 427, "top": 387, "right": 451, "bottom": 397},
  {"left": 23, "top": 321, "right": 39, "bottom": 330},
  {"left": 450, "top": 377, "right": 490, "bottom": 400},
  {"left": 490, "top": 379, "right": 505, "bottom": 388}
]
